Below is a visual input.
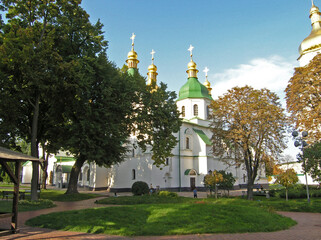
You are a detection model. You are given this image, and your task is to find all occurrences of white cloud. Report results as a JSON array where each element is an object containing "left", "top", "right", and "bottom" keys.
[
  {"left": 209, "top": 55, "right": 300, "bottom": 160},
  {"left": 210, "top": 56, "right": 297, "bottom": 104}
]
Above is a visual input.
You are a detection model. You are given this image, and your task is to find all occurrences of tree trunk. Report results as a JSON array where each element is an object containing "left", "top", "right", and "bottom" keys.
[
  {"left": 65, "top": 157, "right": 86, "bottom": 194},
  {"left": 41, "top": 151, "right": 49, "bottom": 190},
  {"left": 247, "top": 176, "right": 254, "bottom": 200},
  {"left": 31, "top": 94, "right": 40, "bottom": 201},
  {"left": 215, "top": 184, "right": 218, "bottom": 199},
  {"left": 286, "top": 188, "right": 288, "bottom": 201}
]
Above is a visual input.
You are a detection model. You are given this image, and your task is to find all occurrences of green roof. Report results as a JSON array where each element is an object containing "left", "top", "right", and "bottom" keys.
[
  {"left": 184, "top": 169, "right": 199, "bottom": 175},
  {"left": 193, "top": 128, "right": 212, "bottom": 145},
  {"left": 177, "top": 77, "right": 213, "bottom": 101},
  {"left": 56, "top": 156, "right": 75, "bottom": 162},
  {"left": 127, "top": 68, "right": 137, "bottom": 76}
]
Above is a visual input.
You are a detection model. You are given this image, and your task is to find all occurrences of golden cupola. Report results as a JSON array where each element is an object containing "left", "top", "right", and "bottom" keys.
[
  {"left": 126, "top": 33, "right": 139, "bottom": 70},
  {"left": 203, "top": 67, "right": 212, "bottom": 96},
  {"left": 299, "top": 1, "right": 321, "bottom": 57},
  {"left": 147, "top": 49, "right": 158, "bottom": 90},
  {"left": 186, "top": 45, "right": 199, "bottom": 78}
]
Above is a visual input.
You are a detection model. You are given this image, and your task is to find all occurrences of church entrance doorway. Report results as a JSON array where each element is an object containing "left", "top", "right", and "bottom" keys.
[{"left": 190, "top": 177, "right": 195, "bottom": 190}]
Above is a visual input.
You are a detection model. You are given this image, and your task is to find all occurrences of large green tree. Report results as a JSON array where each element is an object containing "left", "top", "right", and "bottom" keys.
[
  {"left": 0, "top": 0, "right": 65, "bottom": 200},
  {"left": 303, "top": 141, "right": 321, "bottom": 184},
  {"left": 210, "top": 86, "right": 287, "bottom": 200},
  {"left": 285, "top": 53, "right": 321, "bottom": 142}
]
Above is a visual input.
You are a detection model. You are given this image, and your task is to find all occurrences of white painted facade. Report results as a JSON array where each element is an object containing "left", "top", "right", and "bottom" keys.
[{"left": 75, "top": 81, "right": 268, "bottom": 191}]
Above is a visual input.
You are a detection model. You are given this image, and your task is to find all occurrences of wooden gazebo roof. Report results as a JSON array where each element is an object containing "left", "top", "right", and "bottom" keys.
[
  {"left": 0, "top": 147, "right": 42, "bottom": 162},
  {"left": 0, "top": 147, "right": 42, "bottom": 235}
]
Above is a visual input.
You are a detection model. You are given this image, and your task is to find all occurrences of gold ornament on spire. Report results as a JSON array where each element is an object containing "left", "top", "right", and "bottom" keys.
[
  {"left": 126, "top": 33, "right": 139, "bottom": 69},
  {"left": 147, "top": 49, "right": 158, "bottom": 91},
  {"left": 186, "top": 44, "right": 198, "bottom": 78},
  {"left": 203, "top": 67, "right": 212, "bottom": 96},
  {"left": 299, "top": 1, "right": 321, "bottom": 56}
]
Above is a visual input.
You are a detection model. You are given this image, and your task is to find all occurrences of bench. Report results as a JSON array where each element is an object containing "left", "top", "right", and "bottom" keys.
[
  {"left": 1, "top": 191, "right": 27, "bottom": 200},
  {"left": 24, "top": 190, "right": 41, "bottom": 199}
]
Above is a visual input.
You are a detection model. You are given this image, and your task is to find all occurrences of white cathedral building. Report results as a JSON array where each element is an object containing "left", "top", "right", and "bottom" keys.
[{"left": 22, "top": 1, "right": 320, "bottom": 192}]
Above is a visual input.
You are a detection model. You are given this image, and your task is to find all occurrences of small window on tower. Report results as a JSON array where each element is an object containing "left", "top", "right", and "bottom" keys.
[
  {"left": 87, "top": 169, "right": 90, "bottom": 182},
  {"left": 165, "top": 157, "right": 169, "bottom": 165},
  {"left": 186, "top": 137, "right": 190, "bottom": 149},
  {"left": 193, "top": 104, "right": 198, "bottom": 116},
  {"left": 206, "top": 106, "right": 210, "bottom": 119},
  {"left": 182, "top": 106, "right": 185, "bottom": 117},
  {"left": 132, "top": 169, "right": 136, "bottom": 180}
]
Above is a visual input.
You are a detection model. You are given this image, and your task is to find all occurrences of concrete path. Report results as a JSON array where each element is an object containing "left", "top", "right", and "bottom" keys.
[{"left": 0, "top": 193, "right": 320, "bottom": 240}]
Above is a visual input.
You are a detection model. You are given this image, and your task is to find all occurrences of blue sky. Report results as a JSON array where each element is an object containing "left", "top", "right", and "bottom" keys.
[
  {"left": 81, "top": 0, "right": 311, "bottom": 97},
  {"left": 81, "top": 0, "right": 315, "bottom": 159}
]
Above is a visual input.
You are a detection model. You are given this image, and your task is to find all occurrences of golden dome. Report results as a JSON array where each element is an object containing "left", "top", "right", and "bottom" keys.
[
  {"left": 186, "top": 60, "right": 199, "bottom": 78},
  {"left": 203, "top": 79, "right": 210, "bottom": 88},
  {"left": 148, "top": 63, "right": 157, "bottom": 72},
  {"left": 299, "top": 3, "right": 321, "bottom": 55},
  {"left": 126, "top": 49, "right": 138, "bottom": 61},
  {"left": 187, "top": 60, "right": 197, "bottom": 70}
]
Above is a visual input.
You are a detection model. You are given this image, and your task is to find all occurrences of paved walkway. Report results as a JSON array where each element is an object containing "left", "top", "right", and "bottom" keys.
[{"left": 0, "top": 192, "right": 320, "bottom": 240}]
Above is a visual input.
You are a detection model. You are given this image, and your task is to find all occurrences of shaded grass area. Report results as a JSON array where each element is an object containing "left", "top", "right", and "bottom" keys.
[
  {"left": 0, "top": 199, "right": 55, "bottom": 212},
  {"left": 95, "top": 195, "right": 196, "bottom": 205},
  {"left": 39, "top": 189, "right": 101, "bottom": 202},
  {"left": 26, "top": 201, "right": 296, "bottom": 236}
]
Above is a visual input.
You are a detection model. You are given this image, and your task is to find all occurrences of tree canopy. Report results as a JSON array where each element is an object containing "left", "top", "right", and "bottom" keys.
[
  {"left": 210, "top": 86, "right": 287, "bottom": 200},
  {"left": 0, "top": 0, "right": 181, "bottom": 195},
  {"left": 303, "top": 141, "right": 321, "bottom": 184},
  {"left": 285, "top": 53, "right": 321, "bottom": 142},
  {"left": 274, "top": 168, "right": 298, "bottom": 201}
]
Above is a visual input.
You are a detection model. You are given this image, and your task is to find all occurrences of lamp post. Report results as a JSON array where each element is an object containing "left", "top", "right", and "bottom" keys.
[{"left": 292, "top": 130, "right": 310, "bottom": 204}]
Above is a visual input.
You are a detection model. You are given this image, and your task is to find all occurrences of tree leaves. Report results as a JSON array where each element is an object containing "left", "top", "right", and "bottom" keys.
[
  {"left": 286, "top": 53, "right": 321, "bottom": 142},
  {"left": 210, "top": 85, "right": 287, "bottom": 199}
]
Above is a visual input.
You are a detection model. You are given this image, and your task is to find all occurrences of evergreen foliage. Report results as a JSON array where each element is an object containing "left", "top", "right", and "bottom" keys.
[{"left": 131, "top": 181, "right": 149, "bottom": 196}]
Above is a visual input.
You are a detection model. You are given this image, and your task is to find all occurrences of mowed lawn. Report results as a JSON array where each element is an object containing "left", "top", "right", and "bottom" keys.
[{"left": 26, "top": 199, "right": 296, "bottom": 236}]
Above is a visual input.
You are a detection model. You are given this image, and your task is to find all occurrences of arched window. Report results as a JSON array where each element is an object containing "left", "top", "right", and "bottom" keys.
[
  {"left": 206, "top": 106, "right": 209, "bottom": 119},
  {"left": 181, "top": 106, "right": 185, "bottom": 117},
  {"left": 186, "top": 137, "right": 190, "bottom": 149},
  {"left": 87, "top": 168, "right": 90, "bottom": 182},
  {"left": 193, "top": 104, "right": 198, "bottom": 116},
  {"left": 132, "top": 169, "right": 136, "bottom": 180}
]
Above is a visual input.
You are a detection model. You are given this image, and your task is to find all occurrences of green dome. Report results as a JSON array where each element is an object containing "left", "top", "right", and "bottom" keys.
[{"left": 177, "top": 77, "right": 213, "bottom": 101}]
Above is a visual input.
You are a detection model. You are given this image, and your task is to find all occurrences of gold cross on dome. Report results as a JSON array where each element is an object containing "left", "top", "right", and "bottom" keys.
[
  {"left": 203, "top": 67, "right": 209, "bottom": 77},
  {"left": 188, "top": 45, "right": 194, "bottom": 58},
  {"left": 151, "top": 49, "right": 155, "bottom": 63},
  {"left": 130, "top": 33, "right": 136, "bottom": 47}
]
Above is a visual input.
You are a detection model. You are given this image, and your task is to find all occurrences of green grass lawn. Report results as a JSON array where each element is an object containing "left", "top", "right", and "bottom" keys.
[
  {"left": 26, "top": 197, "right": 297, "bottom": 236},
  {"left": 95, "top": 194, "right": 196, "bottom": 205},
  {"left": 250, "top": 196, "right": 321, "bottom": 213},
  {"left": 0, "top": 199, "right": 55, "bottom": 212},
  {"left": 39, "top": 189, "right": 101, "bottom": 202}
]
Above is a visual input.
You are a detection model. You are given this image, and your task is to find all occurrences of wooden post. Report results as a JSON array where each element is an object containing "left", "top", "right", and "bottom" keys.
[{"left": 11, "top": 161, "right": 21, "bottom": 233}]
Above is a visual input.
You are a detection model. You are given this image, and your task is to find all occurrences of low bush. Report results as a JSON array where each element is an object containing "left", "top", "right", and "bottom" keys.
[
  {"left": 270, "top": 184, "right": 321, "bottom": 199},
  {"left": 131, "top": 181, "right": 149, "bottom": 196},
  {"left": 157, "top": 191, "right": 178, "bottom": 197},
  {"left": 19, "top": 199, "right": 55, "bottom": 208}
]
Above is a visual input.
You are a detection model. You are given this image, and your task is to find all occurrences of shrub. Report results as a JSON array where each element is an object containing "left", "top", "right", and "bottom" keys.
[
  {"left": 157, "top": 191, "right": 178, "bottom": 197},
  {"left": 131, "top": 181, "right": 149, "bottom": 196},
  {"left": 19, "top": 199, "right": 55, "bottom": 207}
]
